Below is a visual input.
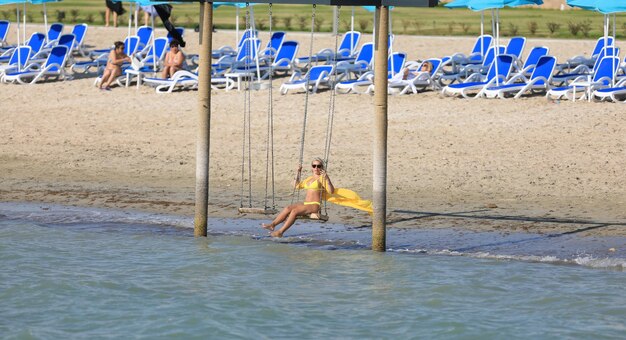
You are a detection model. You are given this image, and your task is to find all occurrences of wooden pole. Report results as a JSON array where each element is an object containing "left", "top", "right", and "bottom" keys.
[
  {"left": 194, "top": 1, "right": 213, "bottom": 237},
  {"left": 372, "top": 6, "right": 388, "bottom": 252}
]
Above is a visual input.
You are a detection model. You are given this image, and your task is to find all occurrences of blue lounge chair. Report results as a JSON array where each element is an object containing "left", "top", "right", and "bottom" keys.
[
  {"left": 136, "top": 26, "right": 154, "bottom": 55},
  {"left": 260, "top": 31, "right": 285, "bottom": 60},
  {"left": 441, "top": 54, "right": 515, "bottom": 98},
  {"left": 335, "top": 42, "right": 374, "bottom": 80},
  {"left": 213, "top": 37, "right": 261, "bottom": 75},
  {"left": 0, "top": 46, "right": 31, "bottom": 80},
  {"left": 251, "top": 40, "right": 299, "bottom": 79},
  {"left": 280, "top": 64, "right": 334, "bottom": 94},
  {"left": 511, "top": 46, "right": 549, "bottom": 77},
  {"left": 592, "top": 77, "right": 626, "bottom": 102},
  {"left": 483, "top": 55, "right": 557, "bottom": 99},
  {"left": 448, "top": 34, "right": 493, "bottom": 67},
  {"left": 441, "top": 45, "right": 505, "bottom": 84},
  {"left": 561, "top": 36, "right": 614, "bottom": 70},
  {"left": 388, "top": 57, "right": 447, "bottom": 95},
  {"left": 46, "top": 23, "right": 64, "bottom": 45},
  {"left": 3, "top": 45, "right": 70, "bottom": 84},
  {"left": 211, "top": 29, "right": 258, "bottom": 59},
  {"left": 334, "top": 52, "right": 407, "bottom": 94},
  {"left": 296, "top": 31, "right": 361, "bottom": 65},
  {"left": 0, "top": 20, "right": 9, "bottom": 47},
  {"left": 32, "top": 33, "right": 75, "bottom": 62},
  {"left": 552, "top": 46, "right": 619, "bottom": 86},
  {"left": 69, "top": 23, "right": 89, "bottom": 57},
  {"left": 505, "top": 36, "right": 526, "bottom": 61},
  {"left": 0, "top": 32, "right": 45, "bottom": 63},
  {"left": 547, "top": 56, "right": 620, "bottom": 101}
]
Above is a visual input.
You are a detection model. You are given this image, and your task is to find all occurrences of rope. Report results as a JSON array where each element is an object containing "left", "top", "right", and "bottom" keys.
[
  {"left": 292, "top": 4, "right": 316, "bottom": 204},
  {"left": 265, "top": 3, "right": 276, "bottom": 210},
  {"left": 240, "top": 3, "right": 253, "bottom": 208},
  {"left": 320, "top": 6, "right": 341, "bottom": 214}
]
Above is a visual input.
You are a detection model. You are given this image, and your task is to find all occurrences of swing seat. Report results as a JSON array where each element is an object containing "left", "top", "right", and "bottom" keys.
[
  {"left": 297, "top": 213, "right": 329, "bottom": 222},
  {"left": 238, "top": 207, "right": 279, "bottom": 215}
]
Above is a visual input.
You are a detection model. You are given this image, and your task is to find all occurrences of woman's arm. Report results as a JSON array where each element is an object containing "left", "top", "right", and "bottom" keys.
[
  {"left": 292, "top": 165, "right": 302, "bottom": 189},
  {"left": 320, "top": 170, "right": 335, "bottom": 194}
]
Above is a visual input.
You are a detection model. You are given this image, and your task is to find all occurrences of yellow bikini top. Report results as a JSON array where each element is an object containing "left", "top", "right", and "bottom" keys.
[{"left": 297, "top": 176, "right": 322, "bottom": 190}]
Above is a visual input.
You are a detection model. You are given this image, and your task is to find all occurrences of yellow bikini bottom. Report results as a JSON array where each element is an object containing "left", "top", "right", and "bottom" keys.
[{"left": 304, "top": 201, "right": 321, "bottom": 206}]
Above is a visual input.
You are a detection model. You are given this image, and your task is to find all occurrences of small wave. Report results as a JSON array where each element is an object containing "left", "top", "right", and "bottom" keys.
[{"left": 389, "top": 248, "right": 626, "bottom": 270}]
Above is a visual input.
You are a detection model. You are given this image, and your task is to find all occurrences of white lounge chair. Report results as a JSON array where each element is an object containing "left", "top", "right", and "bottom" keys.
[
  {"left": 388, "top": 57, "right": 446, "bottom": 95},
  {"left": 0, "top": 46, "right": 31, "bottom": 80},
  {"left": 142, "top": 70, "right": 235, "bottom": 93},
  {"left": 280, "top": 64, "right": 334, "bottom": 94},
  {"left": 547, "top": 56, "right": 620, "bottom": 101},
  {"left": 441, "top": 54, "right": 515, "bottom": 99},
  {"left": 2, "top": 45, "right": 70, "bottom": 84},
  {"left": 482, "top": 55, "right": 556, "bottom": 99},
  {"left": 335, "top": 42, "right": 374, "bottom": 81}
]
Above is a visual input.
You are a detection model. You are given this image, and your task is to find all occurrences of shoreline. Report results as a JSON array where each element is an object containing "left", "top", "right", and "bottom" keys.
[{"left": 1, "top": 201, "right": 624, "bottom": 270}]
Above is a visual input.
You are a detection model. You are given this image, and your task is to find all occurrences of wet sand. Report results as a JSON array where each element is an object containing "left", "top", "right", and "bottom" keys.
[{"left": 1, "top": 24, "right": 625, "bottom": 238}]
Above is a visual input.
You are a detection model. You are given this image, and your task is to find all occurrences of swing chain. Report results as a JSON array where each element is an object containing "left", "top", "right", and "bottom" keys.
[{"left": 265, "top": 3, "right": 276, "bottom": 210}]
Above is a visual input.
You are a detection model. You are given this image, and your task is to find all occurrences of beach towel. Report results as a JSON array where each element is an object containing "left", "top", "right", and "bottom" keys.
[{"left": 325, "top": 188, "right": 373, "bottom": 215}]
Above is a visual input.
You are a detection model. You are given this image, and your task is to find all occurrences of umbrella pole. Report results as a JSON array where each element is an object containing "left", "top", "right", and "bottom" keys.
[
  {"left": 43, "top": 3, "right": 48, "bottom": 43},
  {"left": 23, "top": 2, "right": 26, "bottom": 45},
  {"left": 151, "top": 12, "right": 156, "bottom": 73},
  {"left": 236, "top": 7, "right": 239, "bottom": 50},
  {"left": 128, "top": 3, "right": 132, "bottom": 37},
  {"left": 16, "top": 5, "right": 20, "bottom": 72},
  {"left": 195, "top": 1, "right": 213, "bottom": 238},
  {"left": 481, "top": 10, "right": 484, "bottom": 59}
]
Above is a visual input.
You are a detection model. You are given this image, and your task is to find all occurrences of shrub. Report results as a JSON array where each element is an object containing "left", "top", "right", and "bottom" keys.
[
  {"left": 170, "top": 15, "right": 177, "bottom": 24},
  {"left": 460, "top": 23, "right": 471, "bottom": 34},
  {"left": 26, "top": 13, "right": 33, "bottom": 22},
  {"left": 401, "top": 19, "right": 411, "bottom": 34},
  {"left": 546, "top": 22, "right": 560, "bottom": 35},
  {"left": 527, "top": 21, "right": 538, "bottom": 35},
  {"left": 1, "top": 10, "right": 10, "bottom": 20},
  {"left": 623, "top": 22, "right": 626, "bottom": 35},
  {"left": 412, "top": 21, "right": 422, "bottom": 34},
  {"left": 297, "top": 16, "right": 308, "bottom": 31},
  {"left": 185, "top": 14, "right": 194, "bottom": 27},
  {"left": 270, "top": 16, "right": 278, "bottom": 30},
  {"left": 257, "top": 18, "right": 267, "bottom": 31},
  {"left": 508, "top": 23, "right": 519, "bottom": 36},
  {"left": 314, "top": 17, "right": 325, "bottom": 32},
  {"left": 85, "top": 13, "right": 94, "bottom": 24},
  {"left": 70, "top": 9, "right": 79, "bottom": 22},
  {"left": 580, "top": 20, "right": 592, "bottom": 37},
  {"left": 358, "top": 18, "right": 368, "bottom": 31},
  {"left": 447, "top": 21, "right": 455, "bottom": 34},
  {"left": 282, "top": 17, "right": 292, "bottom": 30},
  {"left": 567, "top": 21, "right": 581, "bottom": 36},
  {"left": 56, "top": 10, "right": 65, "bottom": 22},
  {"left": 340, "top": 19, "right": 350, "bottom": 32},
  {"left": 99, "top": 11, "right": 106, "bottom": 23}
]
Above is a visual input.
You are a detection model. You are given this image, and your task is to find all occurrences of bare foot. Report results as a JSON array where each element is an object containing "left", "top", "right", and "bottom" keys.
[
  {"left": 261, "top": 223, "right": 274, "bottom": 231},
  {"left": 270, "top": 231, "right": 283, "bottom": 238}
]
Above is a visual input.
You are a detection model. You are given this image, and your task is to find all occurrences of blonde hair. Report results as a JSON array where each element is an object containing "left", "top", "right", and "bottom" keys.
[{"left": 312, "top": 157, "right": 325, "bottom": 168}]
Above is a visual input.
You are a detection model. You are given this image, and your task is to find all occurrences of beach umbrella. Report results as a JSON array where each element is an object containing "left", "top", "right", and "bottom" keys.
[
  {"left": 30, "top": 0, "right": 62, "bottom": 44},
  {"left": 446, "top": 0, "right": 494, "bottom": 64}
]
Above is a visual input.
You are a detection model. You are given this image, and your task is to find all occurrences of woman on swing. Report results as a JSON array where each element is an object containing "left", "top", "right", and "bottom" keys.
[{"left": 262, "top": 157, "right": 334, "bottom": 238}]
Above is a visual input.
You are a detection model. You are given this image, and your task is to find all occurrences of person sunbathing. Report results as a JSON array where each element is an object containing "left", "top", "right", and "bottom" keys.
[
  {"left": 401, "top": 60, "right": 433, "bottom": 80},
  {"left": 100, "top": 41, "right": 130, "bottom": 91},
  {"left": 162, "top": 40, "right": 185, "bottom": 79},
  {"left": 262, "top": 158, "right": 335, "bottom": 238}
]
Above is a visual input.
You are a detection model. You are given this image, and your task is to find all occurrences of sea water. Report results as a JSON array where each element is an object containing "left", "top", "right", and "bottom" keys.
[{"left": 1, "top": 203, "right": 625, "bottom": 339}]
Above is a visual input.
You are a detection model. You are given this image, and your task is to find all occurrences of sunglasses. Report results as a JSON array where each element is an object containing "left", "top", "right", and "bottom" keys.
[{"left": 311, "top": 164, "right": 323, "bottom": 169}]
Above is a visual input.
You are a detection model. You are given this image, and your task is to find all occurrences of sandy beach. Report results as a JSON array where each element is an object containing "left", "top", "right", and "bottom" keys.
[{"left": 1, "top": 24, "right": 625, "bottom": 237}]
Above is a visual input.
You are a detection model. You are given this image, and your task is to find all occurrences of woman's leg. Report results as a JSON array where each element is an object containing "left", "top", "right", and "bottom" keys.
[
  {"left": 113, "top": 12, "right": 118, "bottom": 27},
  {"left": 271, "top": 204, "right": 318, "bottom": 237},
  {"left": 161, "top": 66, "right": 170, "bottom": 79},
  {"left": 262, "top": 204, "right": 296, "bottom": 231},
  {"left": 99, "top": 69, "right": 110, "bottom": 88},
  {"left": 169, "top": 66, "right": 180, "bottom": 78},
  {"left": 105, "top": 9, "right": 111, "bottom": 27}
]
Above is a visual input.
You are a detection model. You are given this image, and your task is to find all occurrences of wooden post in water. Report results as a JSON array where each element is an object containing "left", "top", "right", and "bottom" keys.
[
  {"left": 372, "top": 6, "right": 388, "bottom": 252},
  {"left": 194, "top": 1, "right": 213, "bottom": 237}
]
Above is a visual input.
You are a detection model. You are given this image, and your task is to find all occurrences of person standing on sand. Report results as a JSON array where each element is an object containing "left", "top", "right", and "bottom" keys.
[
  {"left": 99, "top": 41, "right": 130, "bottom": 91},
  {"left": 162, "top": 40, "right": 185, "bottom": 79},
  {"left": 105, "top": 0, "right": 125, "bottom": 28},
  {"left": 262, "top": 158, "right": 335, "bottom": 238}
]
